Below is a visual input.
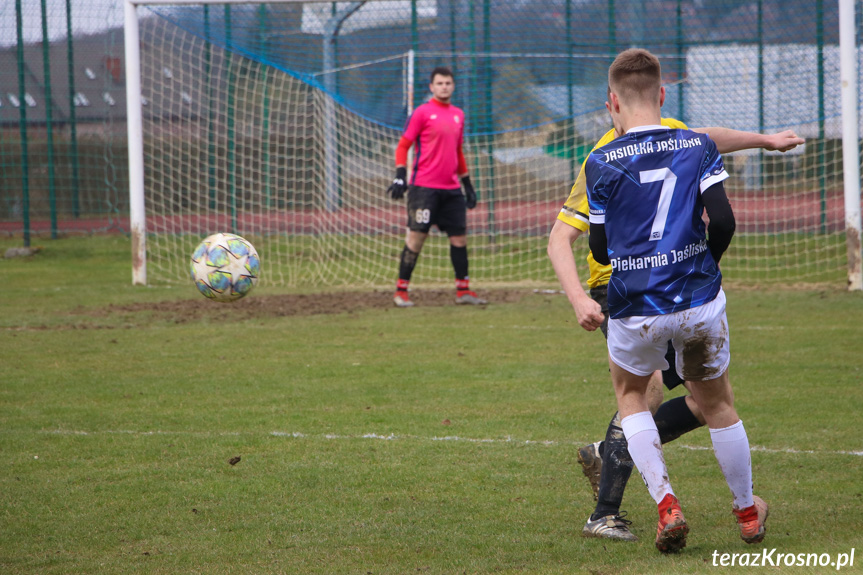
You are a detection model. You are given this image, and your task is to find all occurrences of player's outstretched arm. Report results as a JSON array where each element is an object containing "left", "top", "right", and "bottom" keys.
[
  {"left": 692, "top": 127, "right": 804, "bottom": 154},
  {"left": 760, "top": 129, "right": 806, "bottom": 152},
  {"left": 548, "top": 220, "right": 604, "bottom": 331}
]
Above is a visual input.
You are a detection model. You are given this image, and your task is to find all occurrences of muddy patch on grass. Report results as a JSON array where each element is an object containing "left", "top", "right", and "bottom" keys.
[{"left": 54, "top": 288, "right": 534, "bottom": 326}]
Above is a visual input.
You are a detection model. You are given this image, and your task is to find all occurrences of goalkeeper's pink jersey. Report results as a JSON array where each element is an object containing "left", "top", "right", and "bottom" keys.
[{"left": 402, "top": 98, "right": 464, "bottom": 190}]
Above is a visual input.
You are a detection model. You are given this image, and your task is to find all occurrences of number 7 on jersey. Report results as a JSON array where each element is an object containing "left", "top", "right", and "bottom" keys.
[{"left": 640, "top": 168, "right": 677, "bottom": 241}]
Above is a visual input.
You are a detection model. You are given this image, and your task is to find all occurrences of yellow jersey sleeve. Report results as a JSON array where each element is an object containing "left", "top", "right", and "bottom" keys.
[
  {"left": 555, "top": 118, "right": 688, "bottom": 289},
  {"left": 556, "top": 128, "right": 617, "bottom": 233}
]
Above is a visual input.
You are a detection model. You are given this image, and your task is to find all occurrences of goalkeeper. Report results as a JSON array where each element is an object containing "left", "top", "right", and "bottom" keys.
[
  {"left": 548, "top": 99, "right": 803, "bottom": 541},
  {"left": 386, "top": 66, "right": 486, "bottom": 307}
]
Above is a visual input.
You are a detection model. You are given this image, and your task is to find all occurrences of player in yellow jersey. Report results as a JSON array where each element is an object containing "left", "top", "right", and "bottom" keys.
[{"left": 548, "top": 100, "right": 803, "bottom": 542}]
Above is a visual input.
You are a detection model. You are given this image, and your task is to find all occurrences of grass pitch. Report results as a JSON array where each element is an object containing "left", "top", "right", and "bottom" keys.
[{"left": 1, "top": 236, "right": 862, "bottom": 574}]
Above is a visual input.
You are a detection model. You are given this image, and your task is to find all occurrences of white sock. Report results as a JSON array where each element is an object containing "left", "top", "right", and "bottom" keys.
[
  {"left": 621, "top": 411, "right": 674, "bottom": 504},
  {"left": 710, "top": 420, "right": 754, "bottom": 509}
]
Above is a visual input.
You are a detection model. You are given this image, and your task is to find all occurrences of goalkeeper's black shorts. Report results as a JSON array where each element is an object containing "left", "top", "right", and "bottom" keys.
[{"left": 406, "top": 185, "right": 467, "bottom": 236}]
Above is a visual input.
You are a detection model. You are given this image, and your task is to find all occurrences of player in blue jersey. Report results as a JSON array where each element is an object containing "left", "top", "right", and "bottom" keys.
[
  {"left": 550, "top": 116, "right": 800, "bottom": 544},
  {"left": 585, "top": 49, "right": 767, "bottom": 553}
]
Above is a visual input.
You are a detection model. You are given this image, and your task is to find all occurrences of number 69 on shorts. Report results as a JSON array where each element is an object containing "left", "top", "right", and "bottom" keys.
[{"left": 415, "top": 209, "right": 431, "bottom": 224}]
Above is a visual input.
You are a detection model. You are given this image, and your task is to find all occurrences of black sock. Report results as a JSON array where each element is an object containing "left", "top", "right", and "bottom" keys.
[
  {"left": 591, "top": 412, "right": 633, "bottom": 520},
  {"left": 399, "top": 245, "right": 419, "bottom": 281},
  {"left": 655, "top": 396, "right": 703, "bottom": 444},
  {"left": 450, "top": 244, "right": 468, "bottom": 279}
]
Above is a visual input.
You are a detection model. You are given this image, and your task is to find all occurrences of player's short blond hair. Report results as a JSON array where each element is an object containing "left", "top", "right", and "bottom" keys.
[{"left": 608, "top": 48, "right": 662, "bottom": 106}]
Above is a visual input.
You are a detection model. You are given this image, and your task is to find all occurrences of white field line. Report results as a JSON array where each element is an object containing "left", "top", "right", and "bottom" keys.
[{"left": 33, "top": 429, "right": 863, "bottom": 457}]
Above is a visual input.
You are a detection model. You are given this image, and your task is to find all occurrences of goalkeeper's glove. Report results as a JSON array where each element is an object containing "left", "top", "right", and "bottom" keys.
[
  {"left": 387, "top": 167, "right": 408, "bottom": 200},
  {"left": 462, "top": 176, "right": 477, "bottom": 209}
]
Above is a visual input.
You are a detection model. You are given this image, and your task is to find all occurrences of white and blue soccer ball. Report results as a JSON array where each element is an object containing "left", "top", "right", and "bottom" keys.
[{"left": 190, "top": 233, "right": 260, "bottom": 302}]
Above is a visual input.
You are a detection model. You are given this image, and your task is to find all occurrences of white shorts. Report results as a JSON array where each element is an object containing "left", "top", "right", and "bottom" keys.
[{"left": 607, "top": 288, "right": 730, "bottom": 381}]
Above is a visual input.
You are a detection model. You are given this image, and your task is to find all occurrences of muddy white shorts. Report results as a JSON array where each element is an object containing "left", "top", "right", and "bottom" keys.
[{"left": 607, "top": 288, "right": 730, "bottom": 381}]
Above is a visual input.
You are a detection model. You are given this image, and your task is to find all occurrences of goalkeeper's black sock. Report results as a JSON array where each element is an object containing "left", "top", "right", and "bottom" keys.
[
  {"left": 399, "top": 245, "right": 419, "bottom": 282},
  {"left": 450, "top": 245, "right": 468, "bottom": 280},
  {"left": 655, "top": 396, "right": 703, "bottom": 444}
]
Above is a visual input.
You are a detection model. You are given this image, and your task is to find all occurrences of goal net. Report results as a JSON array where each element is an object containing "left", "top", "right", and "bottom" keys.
[{"left": 128, "top": 0, "right": 857, "bottom": 289}]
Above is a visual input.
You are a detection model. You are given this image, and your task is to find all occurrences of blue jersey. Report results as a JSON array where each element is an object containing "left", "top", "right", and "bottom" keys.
[{"left": 585, "top": 126, "right": 729, "bottom": 319}]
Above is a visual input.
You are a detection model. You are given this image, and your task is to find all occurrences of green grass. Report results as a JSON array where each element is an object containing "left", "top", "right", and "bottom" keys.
[{"left": 1, "top": 236, "right": 862, "bottom": 574}]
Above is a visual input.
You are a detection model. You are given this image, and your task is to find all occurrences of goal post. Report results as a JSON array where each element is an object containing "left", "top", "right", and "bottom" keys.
[
  {"left": 839, "top": 0, "right": 863, "bottom": 290},
  {"left": 125, "top": 0, "right": 146, "bottom": 285}
]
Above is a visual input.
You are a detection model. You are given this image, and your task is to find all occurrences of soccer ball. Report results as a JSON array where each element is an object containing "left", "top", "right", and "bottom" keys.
[{"left": 190, "top": 233, "right": 260, "bottom": 302}]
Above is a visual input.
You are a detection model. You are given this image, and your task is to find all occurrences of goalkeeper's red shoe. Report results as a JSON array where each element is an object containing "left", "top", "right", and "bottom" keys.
[
  {"left": 393, "top": 290, "right": 414, "bottom": 308},
  {"left": 733, "top": 496, "right": 768, "bottom": 544},
  {"left": 655, "top": 493, "right": 688, "bottom": 553},
  {"left": 455, "top": 290, "right": 487, "bottom": 305}
]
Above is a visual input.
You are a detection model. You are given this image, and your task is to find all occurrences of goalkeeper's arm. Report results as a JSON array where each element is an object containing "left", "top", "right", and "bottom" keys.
[{"left": 395, "top": 137, "right": 412, "bottom": 169}]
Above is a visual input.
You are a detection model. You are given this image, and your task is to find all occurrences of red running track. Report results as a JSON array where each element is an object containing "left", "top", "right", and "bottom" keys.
[{"left": 1, "top": 191, "right": 855, "bottom": 236}]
